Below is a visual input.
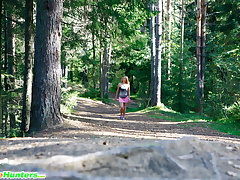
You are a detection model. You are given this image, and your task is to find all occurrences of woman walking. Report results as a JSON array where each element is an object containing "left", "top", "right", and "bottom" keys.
[{"left": 115, "top": 76, "right": 130, "bottom": 120}]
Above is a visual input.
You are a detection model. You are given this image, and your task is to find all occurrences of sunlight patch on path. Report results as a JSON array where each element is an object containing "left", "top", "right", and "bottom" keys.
[
  {"left": 60, "top": 125, "right": 240, "bottom": 144},
  {"left": 66, "top": 113, "right": 187, "bottom": 125}
]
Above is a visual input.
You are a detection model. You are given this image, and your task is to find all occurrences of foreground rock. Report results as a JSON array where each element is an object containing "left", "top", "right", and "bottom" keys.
[{"left": 1, "top": 137, "right": 240, "bottom": 180}]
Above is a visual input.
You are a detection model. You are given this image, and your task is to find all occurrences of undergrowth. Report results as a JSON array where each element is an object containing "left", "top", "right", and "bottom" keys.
[{"left": 127, "top": 106, "right": 240, "bottom": 137}]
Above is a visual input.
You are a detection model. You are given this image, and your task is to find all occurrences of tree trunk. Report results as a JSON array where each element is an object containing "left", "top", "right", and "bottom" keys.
[
  {"left": 61, "top": 64, "right": 65, "bottom": 77},
  {"left": 107, "top": 44, "right": 111, "bottom": 91},
  {"left": 64, "top": 60, "right": 68, "bottom": 88},
  {"left": 167, "top": 0, "right": 171, "bottom": 80},
  {"left": 3, "top": 4, "right": 7, "bottom": 135},
  {"left": 99, "top": 41, "right": 104, "bottom": 99},
  {"left": 103, "top": 43, "right": 111, "bottom": 98},
  {"left": 92, "top": 30, "right": 96, "bottom": 89},
  {"left": 150, "top": 0, "right": 156, "bottom": 106},
  {"left": 22, "top": 0, "right": 34, "bottom": 133},
  {"left": 162, "top": 0, "right": 165, "bottom": 55},
  {"left": 7, "top": 13, "right": 15, "bottom": 90},
  {"left": 178, "top": 0, "right": 185, "bottom": 113},
  {"left": 155, "top": 0, "right": 162, "bottom": 106},
  {"left": 9, "top": 114, "right": 16, "bottom": 129},
  {"left": 6, "top": 12, "right": 16, "bottom": 129},
  {"left": 30, "top": 0, "right": 63, "bottom": 131},
  {"left": 0, "top": 0, "right": 2, "bottom": 134},
  {"left": 201, "top": 0, "right": 206, "bottom": 89},
  {"left": 196, "top": 0, "right": 204, "bottom": 114},
  {"left": 69, "top": 63, "right": 73, "bottom": 82},
  {"left": 200, "top": 0, "right": 206, "bottom": 113},
  {"left": 4, "top": 105, "right": 8, "bottom": 137},
  {"left": 82, "top": 68, "right": 88, "bottom": 86},
  {"left": 3, "top": 5, "right": 8, "bottom": 91},
  {"left": 91, "top": 4, "right": 97, "bottom": 89}
]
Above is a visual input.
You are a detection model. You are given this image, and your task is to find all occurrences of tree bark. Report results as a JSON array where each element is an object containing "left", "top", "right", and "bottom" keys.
[
  {"left": 69, "top": 63, "right": 73, "bottom": 82},
  {"left": 0, "top": 0, "right": 2, "bottom": 133},
  {"left": 22, "top": 0, "right": 34, "bottom": 133},
  {"left": 155, "top": 0, "right": 162, "bottom": 106},
  {"left": 30, "top": 0, "right": 63, "bottom": 131},
  {"left": 3, "top": 5, "right": 8, "bottom": 91},
  {"left": 99, "top": 40, "right": 104, "bottom": 99},
  {"left": 178, "top": 0, "right": 185, "bottom": 113},
  {"left": 7, "top": 13, "right": 15, "bottom": 90},
  {"left": 92, "top": 30, "right": 96, "bottom": 89},
  {"left": 196, "top": 0, "right": 202, "bottom": 113},
  {"left": 196, "top": 0, "right": 206, "bottom": 114},
  {"left": 107, "top": 44, "right": 111, "bottom": 93},
  {"left": 82, "top": 68, "right": 88, "bottom": 86},
  {"left": 103, "top": 43, "right": 111, "bottom": 98},
  {"left": 3, "top": 5, "right": 8, "bottom": 135},
  {"left": 167, "top": 0, "right": 171, "bottom": 80},
  {"left": 162, "top": 0, "right": 165, "bottom": 55},
  {"left": 6, "top": 11, "right": 16, "bottom": 129},
  {"left": 64, "top": 59, "right": 68, "bottom": 88},
  {"left": 150, "top": 0, "right": 156, "bottom": 106},
  {"left": 200, "top": 0, "right": 206, "bottom": 113},
  {"left": 4, "top": 105, "right": 8, "bottom": 137},
  {"left": 91, "top": 4, "right": 97, "bottom": 89}
]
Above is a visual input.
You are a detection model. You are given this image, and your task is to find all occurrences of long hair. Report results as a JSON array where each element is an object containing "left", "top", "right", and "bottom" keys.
[{"left": 121, "top": 76, "right": 129, "bottom": 84}]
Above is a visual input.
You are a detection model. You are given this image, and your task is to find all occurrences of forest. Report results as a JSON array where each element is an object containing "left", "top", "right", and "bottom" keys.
[{"left": 0, "top": 0, "right": 239, "bottom": 137}]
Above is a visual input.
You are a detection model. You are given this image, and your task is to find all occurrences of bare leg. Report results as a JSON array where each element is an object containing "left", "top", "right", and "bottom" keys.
[
  {"left": 120, "top": 102, "right": 123, "bottom": 116},
  {"left": 123, "top": 103, "right": 127, "bottom": 118}
]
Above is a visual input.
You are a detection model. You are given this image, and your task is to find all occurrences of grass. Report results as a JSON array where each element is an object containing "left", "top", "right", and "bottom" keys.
[
  {"left": 127, "top": 106, "right": 240, "bottom": 137},
  {"left": 126, "top": 106, "right": 145, "bottom": 113},
  {"left": 129, "top": 94, "right": 139, "bottom": 101},
  {"left": 142, "top": 106, "right": 210, "bottom": 122},
  {"left": 209, "top": 119, "right": 240, "bottom": 136}
]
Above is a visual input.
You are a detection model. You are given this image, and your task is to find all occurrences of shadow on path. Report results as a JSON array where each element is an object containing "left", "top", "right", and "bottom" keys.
[{"left": 36, "top": 97, "right": 240, "bottom": 144}]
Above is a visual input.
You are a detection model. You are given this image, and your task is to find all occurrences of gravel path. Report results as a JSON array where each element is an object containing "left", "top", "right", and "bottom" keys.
[{"left": 35, "top": 97, "right": 240, "bottom": 143}]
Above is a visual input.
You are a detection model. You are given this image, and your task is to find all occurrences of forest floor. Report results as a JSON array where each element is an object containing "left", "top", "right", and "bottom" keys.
[{"left": 1, "top": 96, "right": 240, "bottom": 179}]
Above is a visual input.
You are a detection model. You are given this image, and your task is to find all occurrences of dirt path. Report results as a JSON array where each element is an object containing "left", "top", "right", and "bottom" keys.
[
  {"left": 35, "top": 97, "right": 239, "bottom": 143},
  {"left": 1, "top": 97, "right": 240, "bottom": 180}
]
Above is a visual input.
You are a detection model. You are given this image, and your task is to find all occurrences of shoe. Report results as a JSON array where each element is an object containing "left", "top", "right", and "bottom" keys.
[{"left": 120, "top": 116, "right": 123, "bottom": 120}]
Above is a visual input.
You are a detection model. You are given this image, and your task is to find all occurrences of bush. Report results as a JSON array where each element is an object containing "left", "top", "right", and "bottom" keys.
[
  {"left": 80, "top": 88, "right": 100, "bottom": 99},
  {"left": 225, "top": 101, "right": 240, "bottom": 121},
  {"left": 61, "top": 87, "right": 79, "bottom": 113},
  {"left": 136, "top": 82, "right": 149, "bottom": 108}
]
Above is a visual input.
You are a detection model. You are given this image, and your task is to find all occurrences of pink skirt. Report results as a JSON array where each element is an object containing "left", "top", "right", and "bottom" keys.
[{"left": 119, "top": 96, "right": 130, "bottom": 103}]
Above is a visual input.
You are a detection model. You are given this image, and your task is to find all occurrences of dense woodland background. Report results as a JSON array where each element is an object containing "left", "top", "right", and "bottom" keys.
[{"left": 0, "top": 0, "right": 239, "bottom": 137}]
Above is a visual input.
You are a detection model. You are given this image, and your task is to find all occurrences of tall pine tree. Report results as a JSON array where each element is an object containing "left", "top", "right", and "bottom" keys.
[
  {"left": 30, "top": 0, "right": 63, "bottom": 131},
  {"left": 21, "top": 0, "right": 34, "bottom": 133}
]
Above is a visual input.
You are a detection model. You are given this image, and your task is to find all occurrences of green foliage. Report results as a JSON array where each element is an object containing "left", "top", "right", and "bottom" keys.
[
  {"left": 61, "top": 87, "right": 79, "bottom": 114},
  {"left": 159, "top": 0, "right": 240, "bottom": 119},
  {"left": 225, "top": 101, "right": 240, "bottom": 121},
  {"left": 204, "top": 22, "right": 240, "bottom": 118},
  {"left": 209, "top": 119, "right": 240, "bottom": 136},
  {"left": 109, "top": 69, "right": 125, "bottom": 93},
  {"left": 135, "top": 81, "right": 150, "bottom": 108},
  {"left": 102, "top": 97, "right": 114, "bottom": 104},
  {"left": 138, "top": 106, "right": 240, "bottom": 136},
  {"left": 2, "top": 0, "right": 240, "bottom": 136},
  {"left": 126, "top": 106, "right": 145, "bottom": 113},
  {"left": 109, "top": 32, "right": 150, "bottom": 107},
  {"left": 9, "top": 127, "right": 21, "bottom": 138},
  {"left": 143, "top": 106, "right": 210, "bottom": 122},
  {"left": 80, "top": 88, "right": 101, "bottom": 99}
]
